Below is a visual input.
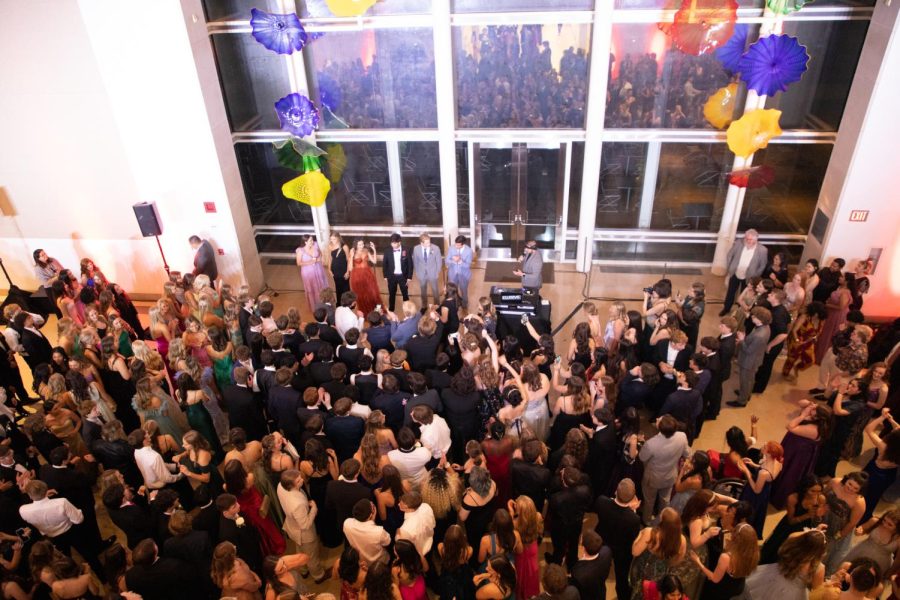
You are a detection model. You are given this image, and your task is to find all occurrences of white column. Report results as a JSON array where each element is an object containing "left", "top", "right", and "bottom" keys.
[
  {"left": 432, "top": 0, "right": 459, "bottom": 249},
  {"left": 638, "top": 141, "right": 661, "bottom": 228},
  {"left": 576, "top": 0, "right": 614, "bottom": 272},
  {"left": 711, "top": 15, "right": 782, "bottom": 274},
  {"left": 386, "top": 140, "right": 405, "bottom": 225}
]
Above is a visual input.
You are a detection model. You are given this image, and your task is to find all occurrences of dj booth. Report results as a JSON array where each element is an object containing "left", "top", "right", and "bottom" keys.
[{"left": 490, "top": 286, "right": 551, "bottom": 354}]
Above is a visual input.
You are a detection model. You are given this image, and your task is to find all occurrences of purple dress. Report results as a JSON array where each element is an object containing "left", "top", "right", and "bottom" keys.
[
  {"left": 769, "top": 431, "right": 820, "bottom": 509},
  {"left": 815, "top": 288, "right": 850, "bottom": 364},
  {"left": 298, "top": 244, "right": 329, "bottom": 314}
]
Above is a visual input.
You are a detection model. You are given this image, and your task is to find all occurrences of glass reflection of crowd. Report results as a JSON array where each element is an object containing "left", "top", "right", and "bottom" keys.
[
  {"left": 456, "top": 25, "right": 589, "bottom": 128},
  {"left": 606, "top": 50, "right": 730, "bottom": 128},
  {"left": 315, "top": 40, "right": 437, "bottom": 129}
]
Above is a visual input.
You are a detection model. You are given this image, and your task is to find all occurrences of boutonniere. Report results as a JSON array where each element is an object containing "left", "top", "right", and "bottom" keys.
[
  {"left": 235, "top": 516, "right": 245, "bottom": 528},
  {"left": 401, "top": 251, "right": 407, "bottom": 257}
]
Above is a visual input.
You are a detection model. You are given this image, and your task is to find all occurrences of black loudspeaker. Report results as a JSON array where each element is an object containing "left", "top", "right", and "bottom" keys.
[{"left": 132, "top": 202, "right": 163, "bottom": 237}]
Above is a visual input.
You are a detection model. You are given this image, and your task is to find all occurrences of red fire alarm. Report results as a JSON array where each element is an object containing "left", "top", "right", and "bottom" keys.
[{"left": 204, "top": 202, "right": 217, "bottom": 213}]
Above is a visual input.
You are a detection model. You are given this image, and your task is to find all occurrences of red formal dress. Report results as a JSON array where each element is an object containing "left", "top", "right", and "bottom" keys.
[
  {"left": 349, "top": 255, "right": 381, "bottom": 316},
  {"left": 237, "top": 486, "right": 286, "bottom": 556}
]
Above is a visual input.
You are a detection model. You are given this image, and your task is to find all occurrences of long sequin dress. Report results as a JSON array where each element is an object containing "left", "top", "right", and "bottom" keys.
[
  {"left": 349, "top": 254, "right": 381, "bottom": 316},
  {"left": 298, "top": 244, "right": 329, "bottom": 314}
]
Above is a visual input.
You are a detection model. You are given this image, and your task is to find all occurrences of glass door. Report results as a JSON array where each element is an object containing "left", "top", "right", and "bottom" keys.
[{"left": 474, "top": 142, "right": 565, "bottom": 259}]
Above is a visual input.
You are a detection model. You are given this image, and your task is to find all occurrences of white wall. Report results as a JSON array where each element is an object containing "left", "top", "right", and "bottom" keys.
[
  {"left": 806, "top": 0, "right": 900, "bottom": 320},
  {"left": 0, "top": 0, "right": 260, "bottom": 296}
]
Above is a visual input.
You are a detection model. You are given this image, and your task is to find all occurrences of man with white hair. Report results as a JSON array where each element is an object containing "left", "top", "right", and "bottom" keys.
[{"left": 719, "top": 229, "right": 768, "bottom": 316}]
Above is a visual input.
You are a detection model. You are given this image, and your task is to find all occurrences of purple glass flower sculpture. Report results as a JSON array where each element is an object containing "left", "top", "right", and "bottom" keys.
[
  {"left": 715, "top": 23, "right": 749, "bottom": 73},
  {"left": 250, "top": 8, "right": 307, "bottom": 55},
  {"left": 317, "top": 73, "right": 342, "bottom": 113},
  {"left": 738, "top": 34, "right": 810, "bottom": 97},
  {"left": 274, "top": 93, "right": 320, "bottom": 137}
]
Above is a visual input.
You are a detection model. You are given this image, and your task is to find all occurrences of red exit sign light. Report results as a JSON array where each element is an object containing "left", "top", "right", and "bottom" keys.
[{"left": 849, "top": 210, "right": 868, "bottom": 222}]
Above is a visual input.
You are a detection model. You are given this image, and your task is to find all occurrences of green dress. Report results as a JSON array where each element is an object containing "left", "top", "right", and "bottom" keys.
[{"left": 184, "top": 402, "right": 224, "bottom": 462}]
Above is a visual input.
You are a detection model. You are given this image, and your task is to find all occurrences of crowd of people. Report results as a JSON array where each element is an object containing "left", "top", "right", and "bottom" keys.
[
  {"left": 0, "top": 232, "right": 899, "bottom": 600},
  {"left": 605, "top": 50, "right": 730, "bottom": 129},
  {"left": 456, "top": 25, "right": 588, "bottom": 128}
]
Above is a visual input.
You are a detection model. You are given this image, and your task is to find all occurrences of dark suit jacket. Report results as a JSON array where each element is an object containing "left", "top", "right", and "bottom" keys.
[
  {"left": 19, "top": 328, "right": 52, "bottom": 369},
  {"left": 703, "top": 352, "right": 723, "bottom": 413},
  {"left": 594, "top": 496, "right": 641, "bottom": 570},
  {"left": 405, "top": 327, "right": 443, "bottom": 371},
  {"left": 324, "top": 480, "right": 371, "bottom": 533},
  {"left": 222, "top": 384, "right": 267, "bottom": 441},
  {"left": 192, "top": 239, "right": 218, "bottom": 280},
  {"left": 382, "top": 246, "right": 413, "bottom": 279},
  {"left": 297, "top": 338, "right": 325, "bottom": 361},
  {"left": 317, "top": 324, "right": 343, "bottom": 349},
  {"left": 267, "top": 386, "right": 302, "bottom": 439},
  {"left": 371, "top": 390, "right": 412, "bottom": 434},
  {"left": 718, "top": 334, "right": 736, "bottom": 381},
  {"left": 39, "top": 465, "right": 95, "bottom": 518},
  {"left": 125, "top": 556, "right": 199, "bottom": 600},
  {"left": 324, "top": 414, "right": 365, "bottom": 463},
  {"left": 570, "top": 547, "right": 613, "bottom": 600},
  {"left": 617, "top": 375, "right": 653, "bottom": 414},
  {"left": 191, "top": 502, "right": 220, "bottom": 541},
  {"left": 365, "top": 324, "right": 394, "bottom": 355},
  {"left": 404, "top": 390, "right": 442, "bottom": 426},
  {"left": 108, "top": 503, "right": 155, "bottom": 549},
  {"left": 219, "top": 515, "right": 263, "bottom": 575},
  {"left": 510, "top": 459, "right": 551, "bottom": 512},
  {"left": 587, "top": 426, "right": 618, "bottom": 498},
  {"left": 660, "top": 388, "right": 703, "bottom": 439},
  {"left": 654, "top": 340, "right": 693, "bottom": 372},
  {"left": 310, "top": 361, "right": 335, "bottom": 386}
]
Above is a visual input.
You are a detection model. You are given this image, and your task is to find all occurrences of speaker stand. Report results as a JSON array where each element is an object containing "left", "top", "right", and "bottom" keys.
[{"left": 155, "top": 235, "right": 170, "bottom": 277}]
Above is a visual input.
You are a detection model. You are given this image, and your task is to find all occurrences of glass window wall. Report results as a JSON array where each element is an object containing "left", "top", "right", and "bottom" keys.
[
  {"left": 319, "top": 142, "right": 394, "bottom": 225},
  {"left": 454, "top": 24, "right": 592, "bottom": 128},
  {"left": 400, "top": 142, "right": 443, "bottom": 226},
  {"left": 305, "top": 29, "right": 437, "bottom": 129},
  {"left": 236, "top": 143, "right": 315, "bottom": 226},
  {"left": 595, "top": 142, "right": 647, "bottom": 229},
  {"left": 652, "top": 143, "right": 732, "bottom": 231}
]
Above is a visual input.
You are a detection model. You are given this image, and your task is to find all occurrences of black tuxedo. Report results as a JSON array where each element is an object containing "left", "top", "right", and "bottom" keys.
[
  {"left": 324, "top": 414, "right": 365, "bottom": 463},
  {"left": 317, "top": 324, "right": 343, "bottom": 349},
  {"left": 255, "top": 368, "right": 277, "bottom": 399},
  {"left": 297, "top": 338, "right": 326, "bottom": 361},
  {"left": 548, "top": 483, "right": 591, "bottom": 567},
  {"left": 511, "top": 459, "right": 551, "bottom": 512},
  {"left": 384, "top": 367, "right": 410, "bottom": 392},
  {"left": 267, "top": 385, "right": 302, "bottom": 441},
  {"left": 404, "top": 390, "right": 442, "bottom": 426},
  {"left": 703, "top": 352, "right": 723, "bottom": 418},
  {"left": 587, "top": 426, "right": 618, "bottom": 498},
  {"left": 125, "top": 556, "right": 200, "bottom": 600},
  {"left": 382, "top": 246, "right": 413, "bottom": 311},
  {"left": 324, "top": 480, "right": 371, "bottom": 536},
  {"left": 18, "top": 327, "right": 52, "bottom": 371},
  {"left": 0, "top": 336, "right": 28, "bottom": 402},
  {"left": 192, "top": 239, "right": 218, "bottom": 281},
  {"left": 371, "top": 390, "right": 411, "bottom": 434},
  {"left": 219, "top": 515, "right": 263, "bottom": 576},
  {"left": 222, "top": 384, "right": 267, "bottom": 441},
  {"left": 91, "top": 439, "right": 142, "bottom": 488},
  {"left": 163, "top": 530, "right": 215, "bottom": 596},
  {"left": 617, "top": 374, "right": 653, "bottom": 415},
  {"left": 336, "top": 345, "right": 366, "bottom": 375},
  {"left": 405, "top": 327, "right": 443, "bottom": 372},
  {"left": 39, "top": 464, "right": 103, "bottom": 547},
  {"left": 570, "top": 547, "right": 613, "bottom": 600},
  {"left": 718, "top": 334, "right": 736, "bottom": 381},
  {"left": 651, "top": 341, "right": 693, "bottom": 414},
  {"left": 594, "top": 496, "right": 641, "bottom": 600},
  {"left": 660, "top": 388, "right": 703, "bottom": 442},
  {"left": 191, "top": 502, "right": 220, "bottom": 541},
  {"left": 108, "top": 502, "right": 154, "bottom": 549},
  {"left": 310, "top": 361, "right": 335, "bottom": 386}
]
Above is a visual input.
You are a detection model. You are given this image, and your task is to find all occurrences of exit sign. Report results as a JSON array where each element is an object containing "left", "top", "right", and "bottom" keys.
[{"left": 849, "top": 210, "right": 869, "bottom": 222}]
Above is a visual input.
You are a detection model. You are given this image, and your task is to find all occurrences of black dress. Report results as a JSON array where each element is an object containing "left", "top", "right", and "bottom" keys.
[
  {"left": 699, "top": 570, "right": 745, "bottom": 600},
  {"left": 100, "top": 367, "right": 140, "bottom": 433},
  {"left": 308, "top": 472, "right": 341, "bottom": 548},
  {"left": 331, "top": 247, "right": 350, "bottom": 302}
]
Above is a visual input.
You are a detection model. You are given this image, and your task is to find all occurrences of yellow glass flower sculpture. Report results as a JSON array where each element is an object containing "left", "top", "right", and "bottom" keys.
[
  {"left": 282, "top": 170, "right": 331, "bottom": 207},
  {"left": 726, "top": 109, "right": 783, "bottom": 158},
  {"left": 326, "top": 0, "right": 376, "bottom": 17},
  {"left": 703, "top": 83, "right": 739, "bottom": 129}
]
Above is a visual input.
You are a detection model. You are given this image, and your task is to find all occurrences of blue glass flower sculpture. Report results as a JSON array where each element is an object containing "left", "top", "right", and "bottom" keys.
[
  {"left": 275, "top": 93, "right": 320, "bottom": 137},
  {"left": 738, "top": 34, "right": 809, "bottom": 97},
  {"left": 317, "top": 73, "right": 343, "bottom": 113},
  {"left": 250, "top": 8, "right": 307, "bottom": 55},
  {"left": 715, "top": 23, "right": 749, "bottom": 73}
]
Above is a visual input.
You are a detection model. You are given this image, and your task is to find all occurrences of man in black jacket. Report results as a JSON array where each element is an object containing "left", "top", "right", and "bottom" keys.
[
  {"left": 125, "top": 538, "right": 199, "bottom": 600},
  {"left": 595, "top": 479, "right": 642, "bottom": 600},
  {"left": 617, "top": 363, "right": 659, "bottom": 416},
  {"left": 222, "top": 367, "right": 267, "bottom": 441},
  {"left": 651, "top": 330, "right": 693, "bottom": 415},
  {"left": 324, "top": 459, "right": 372, "bottom": 538},
  {"left": 718, "top": 316, "right": 738, "bottom": 384},
  {"left": 323, "top": 398, "right": 365, "bottom": 463},
  {"left": 403, "top": 372, "right": 442, "bottom": 427},
  {"left": 586, "top": 407, "right": 618, "bottom": 499},
  {"left": 659, "top": 370, "right": 703, "bottom": 443},
  {"left": 511, "top": 439, "right": 551, "bottom": 512},
  {"left": 405, "top": 317, "right": 443, "bottom": 372},
  {"left": 371, "top": 374, "right": 411, "bottom": 434},
  {"left": 102, "top": 482, "right": 154, "bottom": 549},
  {"left": 546, "top": 467, "right": 591, "bottom": 568},
  {"left": 383, "top": 233, "right": 413, "bottom": 312},
  {"left": 189, "top": 235, "right": 218, "bottom": 281},
  {"left": 40, "top": 447, "right": 110, "bottom": 551},
  {"left": 314, "top": 307, "right": 343, "bottom": 348},
  {"left": 570, "top": 530, "right": 612, "bottom": 600},
  {"left": 217, "top": 493, "right": 264, "bottom": 576},
  {"left": 267, "top": 368, "right": 302, "bottom": 444},
  {"left": 699, "top": 336, "right": 723, "bottom": 419},
  {"left": 12, "top": 312, "right": 52, "bottom": 373}
]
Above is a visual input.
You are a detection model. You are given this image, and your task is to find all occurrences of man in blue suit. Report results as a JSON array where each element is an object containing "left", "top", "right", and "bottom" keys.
[{"left": 445, "top": 235, "right": 474, "bottom": 309}]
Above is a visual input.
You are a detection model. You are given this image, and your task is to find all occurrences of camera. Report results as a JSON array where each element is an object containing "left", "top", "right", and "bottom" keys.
[
  {"left": 520, "top": 314, "right": 529, "bottom": 324},
  {"left": 643, "top": 286, "right": 654, "bottom": 294}
]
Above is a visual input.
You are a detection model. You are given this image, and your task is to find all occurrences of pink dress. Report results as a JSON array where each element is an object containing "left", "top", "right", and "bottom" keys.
[
  {"left": 298, "top": 244, "right": 329, "bottom": 314},
  {"left": 815, "top": 288, "right": 850, "bottom": 364},
  {"left": 515, "top": 541, "right": 540, "bottom": 600},
  {"left": 398, "top": 575, "right": 427, "bottom": 600}
]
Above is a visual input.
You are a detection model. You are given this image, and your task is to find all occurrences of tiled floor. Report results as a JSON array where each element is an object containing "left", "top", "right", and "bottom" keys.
[{"left": 16, "top": 261, "right": 878, "bottom": 599}]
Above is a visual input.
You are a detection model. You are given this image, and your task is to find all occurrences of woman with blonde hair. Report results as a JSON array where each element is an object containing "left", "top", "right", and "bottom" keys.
[
  {"left": 77, "top": 326, "right": 103, "bottom": 368},
  {"left": 604, "top": 301, "right": 628, "bottom": 353},
  {"left": 509, "top": 496, "right": 542, "bottom": 600},
  {"left": 182, "top": 316, "right": 213, "bottom": 368},
  {"left": 148, "top": 305, "right": 174, "bottom": 366},
  {"left": 581, "top": 302, "right": 604, "bottom": 346},
  {"left": 691, "top": 522, "right": 760, "bottom": 599},
  {"left": 56, "top": 317, "right": 79, "bottom": 356},
  {"left": 133, "top": 376, "right": 187, "bottom": 442},
  {"left": 131, "top": 340, "right": 168, "bottom": 386},
  {"left": 375, "top": 348, "right": 391, "bottom": 374},
  {"left": 354, "top": 432, "right": 390, "bottom": 487},
  {"left": 422, "top": 465, "right": 463, "bottom": 545},
  {"left": 365, "top": 410, "right": 398, "bottom": 455},
  {"left": 211, "top": 541, "right": 262, "bottom": 600}
]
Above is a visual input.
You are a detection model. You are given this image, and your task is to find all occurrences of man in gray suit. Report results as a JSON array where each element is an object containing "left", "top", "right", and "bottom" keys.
[
  {"left": 412, "top": 233, "right": 442, "bottom": 309},
  {"left": 638, "top": 414, "right": 690, "bottom": 524},
  {"left": 513, "top": 240, "right": 543, "bottom": 292},
  {"left": 728, "top": 306, "right": 772, "bottom": 408},
  {"left": 719, "top": 229, "right": 768, "bottom": 316}
]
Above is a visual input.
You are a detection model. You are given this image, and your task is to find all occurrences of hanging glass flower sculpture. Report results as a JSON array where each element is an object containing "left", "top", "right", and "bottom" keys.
[
  {"left": 273, "top": 137, "right": 327, "bottom": 172},
  {"left": 729, "top": 165, "right": 776, "bottom": 188},
  {"left": 317, "top": 73, "right": 343, "bottom": 113},
  {"left": 250, "top": 8, "right": 307, "bottom": 55},
  {"left": 282, "top": 170, "right": 331, "bottom": 207},
  {"left": 726, "top": 109, "right": 783, "bottom": 158},
  {"left": 739, "top": 34, "right": 809, "bottom": 97},
  {"left": 274, "top": 93, "right": 320, "bottom": 137},
  {"left": 703, "top": 83, "right": 740, "bottom": 129},
  {"left": 664, "top": 0, "right": 739, "bottom": 56},
  {"left": 766, "top": 0, "right": 814, "bottom": 15},
  {"left": 715, "top": 23, "right": 749, "bottom": 73},
  {"left": 325, "top": 0, "right": 377, "bottom": 17}
]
